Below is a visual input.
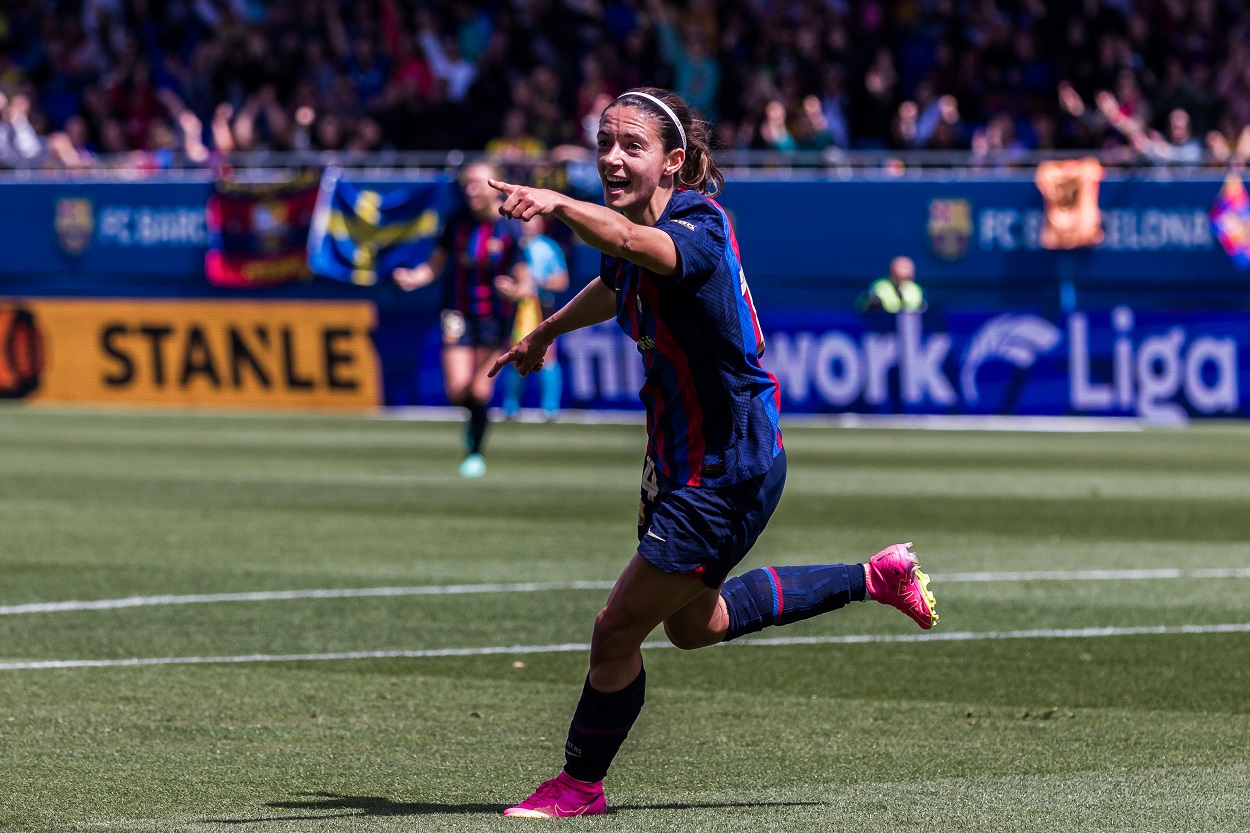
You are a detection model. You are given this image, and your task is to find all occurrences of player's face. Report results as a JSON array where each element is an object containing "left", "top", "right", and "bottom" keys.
[
  {"left": 461, "top": 163, "right": 500, "bottom": 218},
  {"left": 596, "top": 105, "right": 680, "bottom": 223}
]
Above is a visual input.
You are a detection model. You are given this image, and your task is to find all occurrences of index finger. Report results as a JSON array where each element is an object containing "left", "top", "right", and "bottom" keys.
[
  {"left": 487, "top": 178, "right": 517, "bottom": 195},
  {"left": 487, "top": 346, "right": 517, "bottom": 378}
]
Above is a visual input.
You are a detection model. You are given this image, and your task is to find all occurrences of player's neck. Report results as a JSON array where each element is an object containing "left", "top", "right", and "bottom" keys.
[{"left": 625, "top": 183, "right": 675, "bottom": 227}]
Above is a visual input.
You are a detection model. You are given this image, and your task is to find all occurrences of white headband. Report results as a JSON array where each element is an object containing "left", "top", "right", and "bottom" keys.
[{"left": 616, "top": 92, "right": 686, "bottom": 150}]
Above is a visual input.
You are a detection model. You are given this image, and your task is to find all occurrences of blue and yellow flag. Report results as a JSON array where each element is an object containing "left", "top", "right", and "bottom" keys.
[
  {"left": 306, "top": 168, "right": 451, "bottom": 286},
  {"left": 1211, "top": 172, "right": 1250, "bottom": 270}
]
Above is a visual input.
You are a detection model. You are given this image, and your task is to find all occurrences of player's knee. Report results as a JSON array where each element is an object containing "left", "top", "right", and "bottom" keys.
[
  {"left": 446, "top": 385, "right": 483, "bottom": 408},
  {"left": 592, "top": 606, "right": 624, "bottom": 643},
  {"left": 592, "top": 606, "right": 641, "bottom": 655},
  {"left": 662, "top": 620, "right": 717, "bottom": 651}
]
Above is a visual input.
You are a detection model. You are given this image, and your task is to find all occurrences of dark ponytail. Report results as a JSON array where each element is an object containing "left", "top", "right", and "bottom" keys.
[{"left": 608, "top": 87, "right": 725, "bottom": 197}]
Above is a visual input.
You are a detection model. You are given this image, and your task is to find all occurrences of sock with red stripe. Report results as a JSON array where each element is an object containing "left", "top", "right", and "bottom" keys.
[
  {"left": 562, "top": 666, "right": 646, "bottom": 782},
  {"left": 721, "top": 565, "right": 866, "bottom": 641}
]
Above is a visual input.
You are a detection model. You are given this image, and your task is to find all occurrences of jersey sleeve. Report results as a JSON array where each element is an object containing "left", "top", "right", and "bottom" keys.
[{"left": 654, "top": 197, "right": 726, "bottom": 285}]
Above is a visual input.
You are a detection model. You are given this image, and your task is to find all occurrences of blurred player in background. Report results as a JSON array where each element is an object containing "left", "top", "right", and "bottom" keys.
[
  {"left": 501, "top": 215, "right": 569, "bottom": 421},
  {"left": 393, "top": 159, "right": 533, "bottom": 478},
  {"left": 488, "top": 87, "right": 939, "bottom": 818}
]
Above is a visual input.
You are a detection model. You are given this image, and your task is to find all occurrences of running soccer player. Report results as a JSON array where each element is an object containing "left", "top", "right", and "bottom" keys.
[
  {"left": 393, "top": 159, "right": 533, "bottom": 478},
  {"left": 487, "top": 88, "right": 939, "bottom": 818}
]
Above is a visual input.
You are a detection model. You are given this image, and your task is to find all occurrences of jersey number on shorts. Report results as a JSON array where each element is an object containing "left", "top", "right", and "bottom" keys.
[{"left": 641, "top": 456, "right": 660, "bottom": 501}]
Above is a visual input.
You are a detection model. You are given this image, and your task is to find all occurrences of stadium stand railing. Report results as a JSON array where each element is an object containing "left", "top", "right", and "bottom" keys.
[{"left": 0, "top": 148, "right": 1240, "bottom": 182}]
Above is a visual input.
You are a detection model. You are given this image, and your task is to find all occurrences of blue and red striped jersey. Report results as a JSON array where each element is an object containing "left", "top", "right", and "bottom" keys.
[
  {"left": 600, "top": 189, "right": 783, "bottom": 488},
  {"left": 437, "top": 210, "right": 526, "bottom": 319}
]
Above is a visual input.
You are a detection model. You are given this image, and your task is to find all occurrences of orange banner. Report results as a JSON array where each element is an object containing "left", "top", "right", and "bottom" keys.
[
  {"left": 2, "top": 298, "right": 380, "bottom": 409},
  {"left": 1035, "top": 157, "right": 1105, "bottom": 250}
]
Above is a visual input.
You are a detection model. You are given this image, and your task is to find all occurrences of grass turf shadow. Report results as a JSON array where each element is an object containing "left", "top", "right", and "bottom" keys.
[{"left": 201, "top": 791, "right": 822, "bottom": 823}]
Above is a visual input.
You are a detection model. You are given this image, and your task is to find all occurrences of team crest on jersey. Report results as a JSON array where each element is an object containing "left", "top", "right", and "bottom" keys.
[
  {"left": 54, "top": 197, "right": 94, "bottom": 257},
  {"left": 927, "top": 198, "right": 972, "bottom": 261}
]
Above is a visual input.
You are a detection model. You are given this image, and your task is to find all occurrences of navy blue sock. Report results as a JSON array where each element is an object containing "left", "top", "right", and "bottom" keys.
[
  {"left": 466, "top": 402, "right": 488, "bottom": 455},
  {"left": 563, "top": 666, "right": 646, "bottom": 783},
  {"left": 721, "top": 565, "right": 866, "bottom": 642}
]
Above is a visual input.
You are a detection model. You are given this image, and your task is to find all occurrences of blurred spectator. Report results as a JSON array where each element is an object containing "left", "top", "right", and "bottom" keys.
[
  {"left": 0, "top": 92, "right": 42, "bottom": 166},
  {"left": 817, "top": 66, "right": 851, "bottom": 150},
  {"left": 754, "top": 99, "right": 796, "bottom": 152},
  {"left": 486, "top": 108, "right": 546, "bottom": 161},
  {"left": 1138, "top": 109, "right": 1204, "bottom": 166},
  {"left": 1207, "top": 116, "right": 1250, "bottom": 169},
  {"left": 417, "top": 12, "right": 476, "bottom": 104},
  {"left": 46, "top": 114, "right": 98, "bottom": 169},
  {"left": 649, "top": 0, "right": 719, "bottom": 121},
  {"left": 795, "top": 95, "right": 834, "bottom": 151}
]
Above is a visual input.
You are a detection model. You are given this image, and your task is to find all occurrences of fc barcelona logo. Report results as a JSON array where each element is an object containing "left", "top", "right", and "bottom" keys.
[
  {"left": 0, "top": 306, "right": 44, "bottom": 399},
  {"left": 54, "top": 197, "right": 95, "bottom": 257},
  {"left": 927, "top": 198, "right": 972, "bottom": 261},
  {"left": 252, "top": 200, "right": 290, "bottom": 254}
]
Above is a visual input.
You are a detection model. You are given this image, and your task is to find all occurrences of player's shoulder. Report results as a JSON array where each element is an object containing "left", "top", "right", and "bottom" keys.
[{"left": 663, "top": 190, "right": 726, "bottom": 234}]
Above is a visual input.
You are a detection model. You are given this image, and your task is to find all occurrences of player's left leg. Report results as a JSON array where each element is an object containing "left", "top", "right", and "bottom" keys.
[
  {"left": 505, "top": 556, "right": 708, "bottom": 819},
  {"left": 661, "top": 448, "right": 937, "bottom": 641},
  {"left": 441, "top": 346, "right": 486, "bottom": 477},
  {"left": 458, "top": 344, "right": 498, "bottom": 469},
  {"left": 715, "top": 543, "right": 938, "bottom": 640}
]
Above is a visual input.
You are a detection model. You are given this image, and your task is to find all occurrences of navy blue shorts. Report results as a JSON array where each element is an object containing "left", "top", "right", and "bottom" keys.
[
  {"left": 636, "top": 449, "right": 787, "bottom": 589},
  {"left": 441, "top": 310, "right": 507, "bottom": 348}
]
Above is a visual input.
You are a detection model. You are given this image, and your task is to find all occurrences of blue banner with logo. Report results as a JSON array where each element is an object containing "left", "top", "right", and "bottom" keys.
[
  {"left": 714, "top": 177, "right": 1245, "bottom": 282},
  {"left": 519, "top": 307, "right": 1247, "bottom": 422},
  {"left": 6, "top": 181, "right": 212, "bottom": 277}
]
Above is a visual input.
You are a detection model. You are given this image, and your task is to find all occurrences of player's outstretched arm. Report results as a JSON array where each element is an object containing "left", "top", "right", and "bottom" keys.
[
  {"left": 489, "top": 277, "right": 616, "bottom": 378},
  {"left": 392, "top": 248, "right": 447, "bottom": 291},
  {"left": 488, "top": 179, "right": 678, "bottom": 276}
]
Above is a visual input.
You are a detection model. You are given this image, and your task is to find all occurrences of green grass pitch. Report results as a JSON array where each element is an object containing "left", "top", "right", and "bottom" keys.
[{"left": 1, "top": 406, "right": 1248, "bottom": 832}]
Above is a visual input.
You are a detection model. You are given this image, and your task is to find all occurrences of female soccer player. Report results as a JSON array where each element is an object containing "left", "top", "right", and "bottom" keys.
[
  {"left": 393, "top": 159, "right": 533, "bottom": 478},
  {"left": 488, "top": 88, "right": 938, "bottom": 818}
]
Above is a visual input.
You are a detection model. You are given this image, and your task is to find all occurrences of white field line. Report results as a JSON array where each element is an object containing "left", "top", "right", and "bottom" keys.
[
  {"left": 0, "top": 581, "right": 617, "bottom": 615},
  {"left": 3, "top": 623, "right": 1249, "bottom": 672},
  {"left": 3, "top": 568, "right": 1249, "bottom": 617}
]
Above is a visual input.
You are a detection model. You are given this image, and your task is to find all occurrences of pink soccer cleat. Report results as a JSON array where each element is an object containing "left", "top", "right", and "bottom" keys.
[
  {"left": 864, "top": 542, "right": 939, "bottom": 630},
  {"left": 503, "top": 771, "right": 607, "bottom": 819}
]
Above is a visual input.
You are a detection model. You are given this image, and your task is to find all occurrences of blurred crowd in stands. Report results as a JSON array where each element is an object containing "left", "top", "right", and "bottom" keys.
[{"left": 1, "top": 0, "right": 1249, "bottom": 172}]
